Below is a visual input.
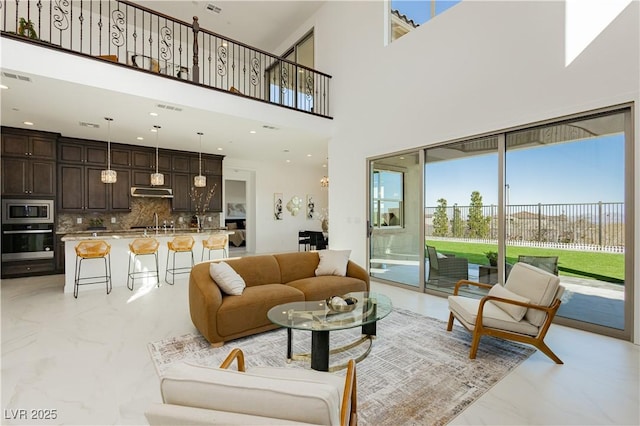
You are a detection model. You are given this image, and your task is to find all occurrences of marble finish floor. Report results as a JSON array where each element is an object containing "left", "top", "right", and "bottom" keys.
[{"left": 1, "top": 272, "right": 639, "bottom": 425}]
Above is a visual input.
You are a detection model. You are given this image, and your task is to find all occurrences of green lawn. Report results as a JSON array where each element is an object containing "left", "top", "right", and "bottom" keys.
[{"left": 426, "top": 240, "right": 624, "bottom": 283}]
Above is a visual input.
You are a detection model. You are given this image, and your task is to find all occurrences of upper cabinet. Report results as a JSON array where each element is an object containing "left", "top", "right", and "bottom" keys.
[
  {"left": 58, "top": 138, "right": 107, "bottom": 165},
  {"left": 190, "top": 155, "right": 223, "bottom": 175},
  {"left": 1, "top": 129, "right": 57, "bottom": 197}
]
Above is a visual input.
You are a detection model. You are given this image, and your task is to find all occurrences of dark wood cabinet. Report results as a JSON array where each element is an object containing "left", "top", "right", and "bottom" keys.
[
  {"left": 58, "top": 139, "right": 107, "bottom": 165},
  {"left": 110, "top": 148, "right": 131, "bottom": 167},
  {"left": 110, "top": 168, "right": 131, "bottom": 211},
  {"left": 190, "top": 155, "right": 223, "bottom": 175},
  {"left": 55, "top": 235, "right": 65, "bottom": 273},
  {"left": 58, "top": 164, "right": 108, "bottom": 211},
  {"left": 158, "top": 153, "right": 172, "bottom": 171},
  {"left": 2, "top": 132, "right": 56, "bottom": 159},
  {"left": 132, "top": 170, "right": 151, "bottom": 187},
  {"left": 171, "top": 173, "right": 191, "bottom": 211},
  {"left": 132, "top": 149, "right": 154, "bottom": 169},
  {"left": 172, "top": 155, "right": 191, "bottom": 172},
  {"left": 2, "top": 130, "right": 57, "bottom": 197}
]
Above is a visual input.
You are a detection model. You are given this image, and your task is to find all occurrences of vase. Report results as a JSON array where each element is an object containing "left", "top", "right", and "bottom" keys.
[{"left": 321, "top": 218, "right": 329, "bottom": 233}]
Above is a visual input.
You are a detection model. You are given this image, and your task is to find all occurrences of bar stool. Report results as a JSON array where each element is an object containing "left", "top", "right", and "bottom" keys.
[
  {"left": 74, "top": 240, "right": 112, "bottom": 298},
  {"left": 165, "top": 235, "right": 195, "bottom": 285},
  {"left": 127, "top": 238, "right": 160, "bottom": 290},
  {"left": 201, "top": 234, "right": 228, "bottom": 261}
]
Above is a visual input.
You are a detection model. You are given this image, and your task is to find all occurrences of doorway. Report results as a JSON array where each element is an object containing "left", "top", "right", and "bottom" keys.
[{"left": 225, "top": 179, "right": 247, "bottom": 255}]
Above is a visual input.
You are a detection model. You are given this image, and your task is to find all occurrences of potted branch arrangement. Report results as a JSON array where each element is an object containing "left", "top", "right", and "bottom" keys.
[{"left": 190, "top": 183, "right": 217, "bottom": 230}]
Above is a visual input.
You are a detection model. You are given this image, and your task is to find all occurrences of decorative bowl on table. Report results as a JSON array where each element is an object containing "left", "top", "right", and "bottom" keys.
[{"left": 326, "top": 295, "right": 358, "bottom": 312}]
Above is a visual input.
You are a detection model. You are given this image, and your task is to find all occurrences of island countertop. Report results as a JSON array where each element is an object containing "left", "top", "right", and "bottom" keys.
[{"left": 61, "top": 229, "right": 234, "bottom": 294}]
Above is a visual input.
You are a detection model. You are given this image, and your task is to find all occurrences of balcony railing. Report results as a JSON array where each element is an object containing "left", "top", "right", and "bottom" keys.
[
  {"left": 425, "top": 201, "right": 625, "bottom": 252},
  {"left": 0, "top": 0, "right": 332, "bottom": 118}
]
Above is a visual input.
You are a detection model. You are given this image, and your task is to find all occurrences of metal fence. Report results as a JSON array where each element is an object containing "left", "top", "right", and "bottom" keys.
[
  {"left": 0, "top": 0, "right": 332, "bottom": 118},
  {"left": 425, "top": 202, "right": 625, "bottom": 252}
]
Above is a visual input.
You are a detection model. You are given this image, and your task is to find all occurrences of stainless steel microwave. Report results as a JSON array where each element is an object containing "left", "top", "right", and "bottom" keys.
[{"left": 1, "top": 199, "right": 55, "bottom": 224}]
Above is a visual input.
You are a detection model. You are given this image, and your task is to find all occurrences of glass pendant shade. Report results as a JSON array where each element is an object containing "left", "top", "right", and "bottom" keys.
[
  {"left": 150, "top": 125, "right": 164, "bottom": 186},
  {"left": 150, "top": 173, "right": 164, "bottom": 186},
  {"left": 320, "top": 176, "right": 329, "bottom": 188},
  {"left": 101, "top": 169, "right": 117, "bottom": 184},
  {"left": 194, "top": 132, "right": 206, "bottom": 187},
  {"left": 194, "top": 175, "right": 206, "bottom": 187},
  {"left": 101, "top": 117, "right": 117, "bottom": 183}
]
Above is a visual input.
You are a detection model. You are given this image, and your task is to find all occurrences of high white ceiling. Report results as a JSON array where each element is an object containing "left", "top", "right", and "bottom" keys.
[{"left": 0, "top": 1, "right": 330, "bottom": 168}]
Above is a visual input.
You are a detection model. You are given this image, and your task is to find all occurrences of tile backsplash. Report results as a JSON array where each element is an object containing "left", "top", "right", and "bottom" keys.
[{"left": 57, "top": 198, "right": 221, "bottom": 232}]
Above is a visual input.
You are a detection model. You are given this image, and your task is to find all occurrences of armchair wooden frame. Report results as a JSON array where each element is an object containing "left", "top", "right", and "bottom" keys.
[
  {"left": 447, "top": 279, "right": 563, "bottom": 364},
  {"left": 220, "top": 348, "right": 358, "bottom": 426}
]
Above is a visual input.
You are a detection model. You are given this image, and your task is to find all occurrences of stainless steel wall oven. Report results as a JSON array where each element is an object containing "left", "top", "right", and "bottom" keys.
[{"left": 1, "top": 199, "right": 55, "bottom": 262}]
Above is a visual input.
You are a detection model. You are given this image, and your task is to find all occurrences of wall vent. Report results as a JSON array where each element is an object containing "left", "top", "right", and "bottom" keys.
[
  {"left": 2, "top": 72, "right": 32, "bottom": 82},
  {"left": 79, "top": 121, "right": 100, "bottom": 129},
  {"left": 206, "top": 3, "right": 222, "bottom": 13},
  {"left": 262, "top": 125, "right": 278, "bottom": 130},
  {"left": 156, "top": 104, "right": 183, "bottom": 112}
]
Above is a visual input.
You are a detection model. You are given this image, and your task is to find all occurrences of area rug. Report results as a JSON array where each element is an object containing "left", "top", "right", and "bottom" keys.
[{"left": 148, "top": 309, "right": 535, "bottom": 425}]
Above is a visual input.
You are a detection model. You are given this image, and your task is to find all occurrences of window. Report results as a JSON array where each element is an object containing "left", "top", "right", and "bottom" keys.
[
  {"left": 268, "top": 31, "right": 315, "bottom": 111},
  {"left": 372, "top": 169, "right": 404, "bottom": 228},
  {"left": 390, "top": 0, "right": 462, "bottom": 42}
]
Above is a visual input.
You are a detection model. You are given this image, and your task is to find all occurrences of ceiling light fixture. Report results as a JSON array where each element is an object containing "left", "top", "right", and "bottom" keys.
[
  {"left": 194, "top": 132, "right": 206, "bottom": 188},
  {"left": 150, "top": 125, "right": 164, "bottom": 186},
  {"left": 320, "top": 176, "right": 329, "bottom": 188},
  {"left": 101, "top": 117, "right": 117, "bottom": 184}
]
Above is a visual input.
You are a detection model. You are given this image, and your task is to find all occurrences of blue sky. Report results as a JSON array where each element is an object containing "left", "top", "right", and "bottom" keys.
[
  {"left": 424, "top": 134, "right": 625, "bottom": 207},
  {"left": 392, "top": 0, "right": 461, "bottom": 24}
]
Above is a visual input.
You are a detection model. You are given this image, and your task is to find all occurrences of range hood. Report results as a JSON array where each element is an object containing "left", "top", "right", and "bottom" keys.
[{"left": 130, "top": 187, "right": 174, "bottom": 198}]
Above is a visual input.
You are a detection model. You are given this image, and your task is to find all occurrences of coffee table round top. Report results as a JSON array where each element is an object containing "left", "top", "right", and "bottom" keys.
[{"left": 267, "top": 291, "right": 393, "bottom": 332}]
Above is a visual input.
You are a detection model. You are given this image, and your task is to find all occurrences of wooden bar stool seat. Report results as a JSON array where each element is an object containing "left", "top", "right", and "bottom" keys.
[
  {"left": 202, "top": 234, "right": 228, "bottom": 260},
  {"left": 128, "top": 238, "right": 160, "bottom": 290},
  {"left": 165, "top": 236, "right": 195, "bottom": 284},
  {"left": 74, "top": 240, "right": 112, "bottom": 298}
]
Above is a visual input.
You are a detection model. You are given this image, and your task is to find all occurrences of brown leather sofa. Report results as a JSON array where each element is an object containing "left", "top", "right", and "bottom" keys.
[{"left": 189, "top": 251, "right": 370, "bottom": 346}]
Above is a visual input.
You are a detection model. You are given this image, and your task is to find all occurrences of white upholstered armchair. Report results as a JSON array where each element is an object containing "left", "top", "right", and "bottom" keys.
[
  {"left": 145, "top": 348, "right": 358, "bottom": 425},
  {"left": 447, "top": 262, "right": 565, "bottom": 364}
]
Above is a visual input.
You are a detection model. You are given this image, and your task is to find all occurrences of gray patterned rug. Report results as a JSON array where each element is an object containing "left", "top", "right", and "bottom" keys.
[{"left": 148, "top": 308, "right": 534, "bottom": 425}]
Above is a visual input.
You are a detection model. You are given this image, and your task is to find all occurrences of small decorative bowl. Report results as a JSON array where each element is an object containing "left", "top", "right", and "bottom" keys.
[{"left": 326, "top": 295, "right": 358, "bottom": 312}]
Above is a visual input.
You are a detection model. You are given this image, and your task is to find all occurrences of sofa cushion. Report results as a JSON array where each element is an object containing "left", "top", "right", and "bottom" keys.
[
  {"left": 216, "top": 284, "right": 304, "bottom": 337},
  {"left": 315, "top": 250, "right": 351, "bottom": 277},
  {"left": 487, "top": 284, "right": 530, "bottom": 321},
  {"left": 209, "top": 262, "right": 246, "bottom": 295},
  {"left": 288, "top": 276, "right": 367, "bottom": 302},
  {"left": 274, "top": 252, "right": 320, "bottom": 283},
  {"left": 223, "top": 255, "right": 282, "bottom": 287},
  {"left": 160, "top": 361, "right": 341, "bottom": 425},
  {"left": 505, "top": 263, "right": 560, "bottom": 327}
]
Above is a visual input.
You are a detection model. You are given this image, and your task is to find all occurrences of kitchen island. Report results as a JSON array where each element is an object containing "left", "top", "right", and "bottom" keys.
[{"left": 61, "top": 229, "right": 234, "bottom": 294}]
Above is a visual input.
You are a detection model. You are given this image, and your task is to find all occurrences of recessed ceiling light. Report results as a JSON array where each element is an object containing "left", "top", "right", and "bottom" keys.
[
  {"left": 151, "top": 128, "right": 158, "bottom": 132},
  {"left": 23, "top": 121, "right": 34, "bottom": 126},
  {"left": 137, "top": 136, "right": 144, "bottom": 140},
  {"left": 322, "top": 164, "right": 327, "bottom": 168},
  {"left": 149, "top": 112, "right": 158, "bottom": 116},
  {"left": 286, "top": 159, "right": 291, "bottom": 163},
  {"left": 217, "top": 147, "right": 223, "bottom": 151},
  {"left": 307, "top": 154, "right": 312, "bottom": 157},
  {"left": 249, "top": 130, "right": 256, "bottom": 134},
  {"left": 399, "top": 156, "right": 405, "bottom": 160},
  {"left": 0, "top": 84, "right": 8, "bottom": 89}
]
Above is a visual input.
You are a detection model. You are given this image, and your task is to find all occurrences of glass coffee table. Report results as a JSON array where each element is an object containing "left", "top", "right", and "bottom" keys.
[{"left": 267, "top": 291, "right": 392, "bottom": 372}]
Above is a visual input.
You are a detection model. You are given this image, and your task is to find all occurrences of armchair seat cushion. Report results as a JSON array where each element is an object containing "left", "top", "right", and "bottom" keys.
[
  {"left": 159, "top": 361, "right": 342, "bottom": 425},
  {"left": 448, "top": 295, "right": 540, "bottom": 336},
  {"left": 146, "top": 403, "right": 317, "bottom": 425}
]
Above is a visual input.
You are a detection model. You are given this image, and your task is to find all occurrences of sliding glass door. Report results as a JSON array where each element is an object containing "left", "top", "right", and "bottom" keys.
[{"left": 367, "top": 106, "right": 633, "bottom": 339}]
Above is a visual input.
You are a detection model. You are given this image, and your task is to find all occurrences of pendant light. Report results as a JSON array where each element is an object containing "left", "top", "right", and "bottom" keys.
[
  {"left": 101, "top": 117, "right": 117, "bottom": 183},
  {"left": 150, "top": 125, "right": 164, "bottom": 186},
  {"left": 194, "top": 132, "right": 206, "bottom": 187},
  {"left": 320, "top": 176, "right": 329, "bottom": 188}
]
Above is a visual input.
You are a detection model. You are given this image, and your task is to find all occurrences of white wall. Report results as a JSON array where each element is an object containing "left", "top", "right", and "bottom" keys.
[
  {"left": 224, "top": 157, "right": 328, "bottom": 254},
  {"left": 299, "top": 1, "right": 639, "bottom": 341}
]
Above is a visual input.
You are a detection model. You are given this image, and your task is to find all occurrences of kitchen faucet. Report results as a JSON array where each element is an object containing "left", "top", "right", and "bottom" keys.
[{"left": 154, "top": 212, "right": 159, "bottom": 234}]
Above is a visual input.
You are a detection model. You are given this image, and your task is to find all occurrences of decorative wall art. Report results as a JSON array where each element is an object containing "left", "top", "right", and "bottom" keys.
[
  {"left": 226, "top": 203, "right": 246, "bottom": 219},
  {"left": 306, "top": 195, "right": 316, "bottom": 219},
  {"left": 286, "top": 196, "right": 303, "bottom": 216},
  {"left": 274, "top": 193, "right": 283, "bottom": 220}
]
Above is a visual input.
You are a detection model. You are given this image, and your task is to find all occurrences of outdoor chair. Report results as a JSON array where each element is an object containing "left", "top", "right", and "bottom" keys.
[
  {"left": 426, "top": 245, "right": 469, "bottom": 287},
  {"left": 518, "top": 255, "right": 559, "bottom": 275},
  {"left": 447, "top": 262, "right": 565, "bottom": 364},
  {"left": 145, "top": 348, "right": 358, "bottom": 425}
]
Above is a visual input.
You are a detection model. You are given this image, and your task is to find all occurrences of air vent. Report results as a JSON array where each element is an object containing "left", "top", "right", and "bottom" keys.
[
  {"left": 262, "top": 125, "right": 278, "bottom": 130},
  {"left": 156, "top": 104, "right": 183, "bottom": 112},
  {"left": 79, "top": 121, "right": 100, "bottom": 129},
  {"left": 2, "top": 72, "right": 32, "bottom": 82},
  {"left": 206, "top": 3, "right": 222, "bottom": 13}
]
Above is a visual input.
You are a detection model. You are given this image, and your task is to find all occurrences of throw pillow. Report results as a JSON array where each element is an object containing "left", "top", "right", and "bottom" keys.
[
  {"left": 315, "top": 249, "right": 351, "bottom": 277},
  {"left": 209, "top": 262, "right": 246, "bottom": 295},
  {"left": 487, "top": 284, "right": 531, "bottom": 321}
]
